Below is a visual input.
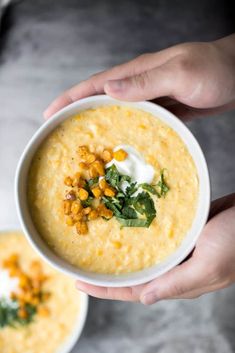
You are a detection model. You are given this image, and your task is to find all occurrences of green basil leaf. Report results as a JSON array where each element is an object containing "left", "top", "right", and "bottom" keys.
[
  {"left": 132, "top": 192, "right": 156, "bottom": 218},
  {"left": 157, "top": 169, "right": 169, "bottom": 197},
  {"left": 87, "top": 177, "right": 99, "bottom": 188},
  {"left": 105, "top": 165, "right": 121, "bottom": 189},
  {"left": 121, "top": 206, "right": 138, "bottom": 219},
  {"left": 117, "top": 215, "right": 155, "bottom": 228},
  {"left": 120, "top": 175, "right": 132, "bottom": 183},
  {"left": 81, "top": 196, "right": 93, "bottom": 207},
  {"left": 140, "top": 183, "right": 160, "bottom": 197},
  {"left": 102, "top": 197, "right": 123, "bottom": 217},
  {"left": 125, "top": 182, "right": 138, "bottom": 196}
]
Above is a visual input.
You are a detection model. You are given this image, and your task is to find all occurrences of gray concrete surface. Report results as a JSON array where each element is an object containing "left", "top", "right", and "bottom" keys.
[{"left": 0, "top": 1, "right": 235, "bottom": 352}]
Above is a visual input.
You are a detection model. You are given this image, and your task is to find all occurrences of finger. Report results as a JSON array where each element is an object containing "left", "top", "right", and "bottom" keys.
[
  {"left": 167, "top": 103, "right": 200, "bottom": 121},
  {"left": 76, "top": 281, "right": 144, "bottom": 301},
  {"left": 104, "top": 60, "right": 180, "bottom": 101},
  {"left": 209, "top": 193, "right": 235, "bottom": 219},
  {"left": 43, "top": 53, "right": 160, "bottom": 119},
  {"left": 168, "top": 277, "right": 233, "bottom": 300},
  {"left": 151, "top": 98, "right": 198, "bottom": 121},
  {"left": 151, "top": 96, "right": 178, "bottom": 107},
  {"left": 170, "top": 286, "right": 220, "bottom": 300},
  {"left": 43, "top": 79, "right": 101, "bottom": 119},
  {"left": 140, "top": 257, "right": 206, "bottom": 305},
  {"left": 44, "top": 46, "right": 183, "bottom": 119},
  {"left": 168, "top": 102, "right": 235, "bottom": 121}
]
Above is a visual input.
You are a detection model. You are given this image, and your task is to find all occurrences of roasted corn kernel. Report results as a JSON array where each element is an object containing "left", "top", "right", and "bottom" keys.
[
  {"left": 85, "top": 153, "right": 96, "bottom": 164},
  {"left": 92, "top": 160, "right": 105, "bottom": 176},
  {"left": 66, "top": 216, "right": 75, "bottom": 226},
  {"left": 113, "top": 148, "right": 128, "bottom": 161},
  {"left": 104, "top": 187, "right": 116, "bottom": 197},
  {"left": 102, "top": 149, "right": 113, "bottom": 163},
  {"left": 76, "top": 221, "right": 88, "bottom": 235},
  {"left": 97, "top": 204, "right": 113, "bottom": 219},
  {"left": 99, "top": 178, "right": 108, "bottom": 190},
  {"left": 88, "top": 209, "right": 98, "bottom": 220},
  {"left": 79, "top": 162, "right": 89, "bottom": 170},
  {"left": 71, "top": 200, "right": 82, "bottom": 214},
  {"left": 73, "top": 212, "right": 84, "bottom": 222},
  {"left": 83, "top": 207, "right": 91, "bottom": 215},
  {"left": 89, "top": 165, "right": 99, "bottom": 178},
  {"left": 91, "top": 186, "right": 102, "bottom": 198},
  {"left": 63, "top": 200, "right": 72, "bottom": 215},
  {"left": 64, "top": 176, "right": 73, "bottom": 186},
  {"left": 78, "top": 188, "right": 89, "bottom": 201},
  {"left": 77, "top": 145, "right": 89, "bottom": 159},
  {"left": 72, "top": 172, "right": 82, "bottom": 187}
]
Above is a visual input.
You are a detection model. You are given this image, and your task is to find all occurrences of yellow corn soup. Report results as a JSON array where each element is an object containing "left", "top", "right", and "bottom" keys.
[
  {"left": 28, "top": 106, "right": 199, "bottom": 274},
  {"left": 0, "top": 231, "right": 81, "bottom": 353}
]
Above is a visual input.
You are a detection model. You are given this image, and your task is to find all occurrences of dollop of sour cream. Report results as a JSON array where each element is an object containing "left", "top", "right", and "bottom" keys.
[
  {"left": 0, "top": 269, "right": 19, "bottom": 302},
  {"left": 106, "top": 144, "right": 155, "bottom": 185}
]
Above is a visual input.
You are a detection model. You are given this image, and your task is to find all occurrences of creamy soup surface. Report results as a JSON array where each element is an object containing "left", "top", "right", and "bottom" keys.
[
  {"left": 28, "top": 106, "right": 199, "bottom": 274},
  {"left": 0, "top": 232, "right": 81, "bottom": 353}
]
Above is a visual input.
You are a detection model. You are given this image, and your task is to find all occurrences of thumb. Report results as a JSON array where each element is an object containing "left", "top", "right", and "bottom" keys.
[
  {"left": 104, "top": 64, "right": 177, "bottom": 101},
  {"left": 140, "top": 257, "right": 204, "bottom": 305}
]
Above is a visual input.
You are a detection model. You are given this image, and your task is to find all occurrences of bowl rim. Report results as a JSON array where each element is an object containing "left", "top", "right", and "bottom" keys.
[
  {"left": 15, "top": 94, "right": 211, "bottom": 287},
  {"left": 0, "top": 225, "right": 89, "bottom": 353}
]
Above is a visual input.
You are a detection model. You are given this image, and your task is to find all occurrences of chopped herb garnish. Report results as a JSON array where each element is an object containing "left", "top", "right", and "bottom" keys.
[
  {"left": 117, "top": 215, "right": 155, "bottom": 228},
  {"left": 140, "top": 183, "right": 160, "bottom": 197},
  {"left": 81, "top": 196, "right": 94, "bottom": 207},
  {"left": 120, "top": 175, "right": 132, "bottom": 184},
  {"left": 105, "top": 165, "right": 122, "bottom": 189},
  {"left": 102, "top": 166, "right": 170, "bottom": 228},
  {"left": 63, "top": 144, "right": 170, "bottom": 232},
  {"left": 121, "top": 206, "right": 138, "bottom": 219},
  {"left": 125, "top": 182, "right": 138, "bottom": 197},
  {"left": 102, "top": 166, "right": 169, "bottom": 227},
  {"left": 102, "top": 196, "right": 123, "bottom": 217},
  {"left": 140, "top": 170, "right": 169, "bottom": 198},
  {"left": 131, "top": 192, "right": 156, "bottom": 218},
  {"left": 156, "top": 169, "right": 169, "bottom": 197},
  {"left": 87, "top": 177, "right": 99, "bottom": 188}
]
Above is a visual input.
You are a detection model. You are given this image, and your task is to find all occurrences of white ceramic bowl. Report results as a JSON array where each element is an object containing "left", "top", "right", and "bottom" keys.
[
  {"left": 0, "top": 226, "right": 88, "bottom": 353},
  {"left": 15, "top": 95, "right": 210, "bottom": 287}
]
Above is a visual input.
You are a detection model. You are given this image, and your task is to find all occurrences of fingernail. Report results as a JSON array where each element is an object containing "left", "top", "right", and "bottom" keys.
[
  {"left": 141, "top": 292, "right": 158, "bottom": 305},
  {"left": 105, "top": 80, "right": 125, "bottom": 93}
]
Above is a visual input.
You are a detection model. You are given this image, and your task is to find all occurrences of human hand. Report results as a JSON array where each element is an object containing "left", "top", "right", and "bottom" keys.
[
  {"left": 44, "top": 34, "right": 235, "bottom": 120},
  {"left": 44, "top": 35, "right": 235, "bottom": 304},
  {"left": 75, "top": 193, "right": 235, "bottom": 304}
]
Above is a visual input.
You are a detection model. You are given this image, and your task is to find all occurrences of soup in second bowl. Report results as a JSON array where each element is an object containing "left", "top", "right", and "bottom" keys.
[{"left": 0, "top": 231, "right": 82, "bottom": 353}]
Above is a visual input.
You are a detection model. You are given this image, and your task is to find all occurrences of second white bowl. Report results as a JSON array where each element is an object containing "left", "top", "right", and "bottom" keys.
[{"left": 0, "top": 226, "right": 88, "bottom": 353}]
